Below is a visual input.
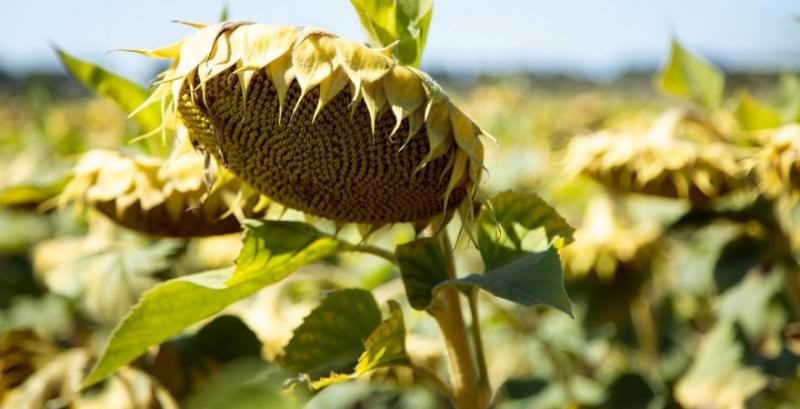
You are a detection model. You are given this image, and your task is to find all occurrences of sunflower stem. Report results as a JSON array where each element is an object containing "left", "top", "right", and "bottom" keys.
[
  {"left": 467, "top": 287, "right": 491, "bottom": 393},
  {"left": 343, "top": 242, "right": 398, "bottom": 264},
  {"left": 428, "top": 231, "right": 489, "bottom": 409}
]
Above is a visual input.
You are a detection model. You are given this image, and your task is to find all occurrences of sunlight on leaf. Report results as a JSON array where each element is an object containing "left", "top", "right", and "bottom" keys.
[
  {"left": 734, "top": 89, "right": 783, "bottom": 131},
  {"left": 56, "top": 49, "right": 161, "bottom": 132},
  {"left": 280, "top": 289, "right": 382, "bottom": 380},
  {"left": 81, "top": 220, "right": 341, "bottom": 389},
  {"left": 312, "top": 300, "right": 409, "bottom": 388},
  {"left": 349, "top": 0, "right": 433, "bottom": 67},
  {"left": 656, "top": 40, "right": 724, "bottom": 109},
  {"left": 675, "top": 321, "right": 767, "bottom": 409},
  {"left": 397, "top": 237, "right": 572, "bottom": 316},
  {"left": 450, "top": 247, "right": 572, "bottom": 317},
  {"left": 479, "top": 190, "right": 574, "bottom": 269}
]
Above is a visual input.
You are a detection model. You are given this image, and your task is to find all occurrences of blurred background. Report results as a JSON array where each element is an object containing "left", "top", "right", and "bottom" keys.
[
  {"left": 4, "top": 0, "right": 800, "bottom": 84},
  {"left": 3, "top": 1, "right": 800, "bottom": 408}
]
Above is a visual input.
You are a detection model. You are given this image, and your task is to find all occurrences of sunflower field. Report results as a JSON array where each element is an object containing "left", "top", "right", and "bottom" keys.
[{"left": 2, "top": 2, "right": 800, "bottom": 409}]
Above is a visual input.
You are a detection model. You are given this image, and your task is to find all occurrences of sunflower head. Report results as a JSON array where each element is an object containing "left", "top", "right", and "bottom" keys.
[
  {"left": 560, "top": 196, "right": 658, "bottom": 279},
  {"left": 61, "top": 141, "right": 268, "bottom": 237},
  {"left": 130, "top": 22, "right": 491, "bottom": 231},
  {"left": 565, "top": 109, "right": 746, "bottom": 206},
  {"left": 751, "top": 124, "right": 800, "bottom": 199}
]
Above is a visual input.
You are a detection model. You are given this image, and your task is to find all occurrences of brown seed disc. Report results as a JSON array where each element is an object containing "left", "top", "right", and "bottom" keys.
[{"left": 178, "top": 69, "right": 466, "bottom": 224}]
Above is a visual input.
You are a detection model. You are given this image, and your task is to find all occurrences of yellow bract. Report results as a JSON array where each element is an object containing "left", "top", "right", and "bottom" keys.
[
  {"left": 130, "top": 22, "right": 491, "bottom": 229},
  {"left": 61, "top": 141, "right": 268, "bottom": 237}
]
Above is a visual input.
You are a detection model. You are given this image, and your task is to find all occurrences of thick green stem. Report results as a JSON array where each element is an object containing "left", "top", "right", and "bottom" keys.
[
  {"left": 431, "top": 286, "right": 484, "bottom": 409},
  {"left": 428, "top": 232, "right": 489, "bottom": 409}
]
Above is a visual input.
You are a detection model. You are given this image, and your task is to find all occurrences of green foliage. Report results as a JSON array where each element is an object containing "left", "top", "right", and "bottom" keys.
[
  {"left": 453, "top": 247, "right": 572, "bottom": 316},
  {"left": 656, "top": 40, "right": 724, "bottom": 108},
  {"left": 39, "top": 237, "right": 180, "bottom": 323},
  {"left": 718, "top": 269, "right": 784, "bottom": 340},
  {"left": 55, "top": 49, "right": 161, "bottom": 132},
  {"left": 396, "top": 236, "right": 449, "bottom": 310},
  {"left": 183, "top": 360, "right": 304, "bottom": 409},
  {"left": 280, "top": 289, "right": 382, "bottom": 379},
  {"left": 397, "top": 236, "right": 572, "bottom": 316},
  {"left": 0, "top": 176, "right": 69, "bottom": 208},
  {"left": 349, "top": 0, "right": 433, "bottom": 67},
  {"left": 6, "top": 13, "right": 800, "bottom": 408},
  {"left": 734, "top": 89, "right": 783, "bottom": 131},
  {"left": 312, "top": 300, "right": 409, "bottom": 388},
  {"left": 479, "top": 190, "right": 574, "bottom": 269},
  {"left": 82, "top": 220, "right": 342, "bottom": 388},
  {"left": 675, "top": 321, "right": 767, "bottom": 408},
  {"left": 218, "top": 4, "right": 229, "bottom": 22}
]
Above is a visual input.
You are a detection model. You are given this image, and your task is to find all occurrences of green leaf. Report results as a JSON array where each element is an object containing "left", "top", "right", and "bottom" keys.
[
  {"left": 396, "top": 237, "right": 450, "bottom": 310},
  {"left": 0, "top": 174, "right": 70, "bottom": 208},
  {"left": 479, "top": 190, "right": 574, "bottom": 269},
  {"left": 218, "top": 4, "right": 229, "bottom": 22},
  {"left": 184, "top": 360, "right": 305, "bottom": 409},
  {"left": 146, "top": 315, "right": 264, "bottom": 398},
  {"left": 189, "top": 315, "right": 263, "bottom": 363},
  {"left": 656, "top": 40, "right": 724, "bottom": 109},
  {"left": 449, "top": 247, "right": 573, "bottom": 317},
  {"left": 397, "top": 237, "right": 572, "bottom": 316},
  {"left": 227, "top": 220, "right": 335, "bottom": 286},
  {"left": 280, "top": 289, "right": 382, "bottom": 379},
  {"left": 81, "top": 220, "right": 341, "bottom": 389},
  {"left": 675, "top": 321, "right": 767, "bottom": 408},
  {"left": 55, "top": 49, "right": 161, "bottom": 131},
  {"left": 718, "top": 269, "right": 783, "bottom": 340},
  {"left": 349, "top": 0, "right": 433, "bottom": 67},
  {"left": 312, "top": 300, "right": 409, "bottom": 388},
  {"left": 777, "top": 73, "right": 800, "bottom": 123},
  {"left": 39, "top": 238, "right": 180, "bottom": 324},
  {"left": 733, "top": 89, "right": 783, "bottom": 131}
]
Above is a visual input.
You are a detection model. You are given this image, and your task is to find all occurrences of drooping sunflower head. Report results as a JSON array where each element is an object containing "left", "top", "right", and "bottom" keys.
[
  {"left": 61, "top": 140, "right": 268, "bottom": 237},
  {"left": 131, "top": 21, "right": 491, "bottom": 231},
  {"left": 565, "top": 109, "right": 746, "bottom": 206},
  {"left": 560, "top": 196, "right": 659, "bottom": 279},
  {"left": 750, "top": 124, "right": 800, "bottom": 199}
]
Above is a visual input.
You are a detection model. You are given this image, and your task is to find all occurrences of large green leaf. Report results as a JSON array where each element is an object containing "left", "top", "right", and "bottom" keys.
[
  {"left": 397, "top": 237, "right": 572, "bottom": 316},
  {"left": 479, "top": 190, "right": 574, "bottom": 269},
  {"left": 349, "top": 0, "right": 433, "bottom": 67},
  {"left": 656, "top": 40, "right": 724, "bottom": 109},
  {"left": 279, "top": 289, "right": 383, "bottom": 379},
  {"left": 312, "top": 300, "right": 409, "bottom": 388},
  {"left": 81, "top": 220, "right": 342, "bottom": 388},
  {"left": 56, "top": 49, "right": 161, "bottom": 131},
  {"left": 450, "top": 247, "right": 572, "bottom": 317},
  {"left": 733, "top": 89, "right": 783, "bottom": 131},
  {"left": 395, "top": 237, "right": 449, "bottom": 310}
]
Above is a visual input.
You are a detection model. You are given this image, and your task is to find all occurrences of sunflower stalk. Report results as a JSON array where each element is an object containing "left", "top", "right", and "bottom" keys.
[{"left": 428, "top": 231, "right": 491, "bottom": 409}]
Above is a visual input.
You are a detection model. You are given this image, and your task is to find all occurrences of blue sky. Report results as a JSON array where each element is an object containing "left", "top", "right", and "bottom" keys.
[{"left": 2, "top": 0, "right": 800, "bottom": 83}]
